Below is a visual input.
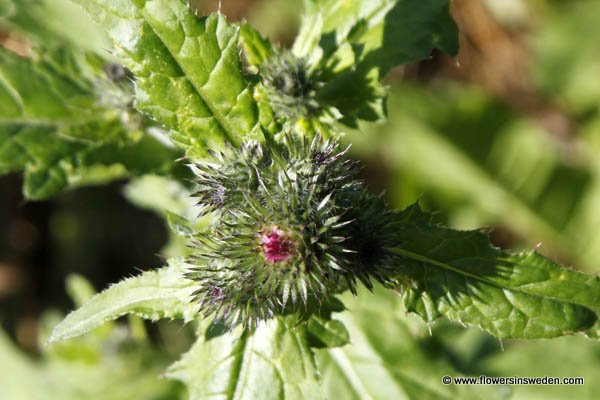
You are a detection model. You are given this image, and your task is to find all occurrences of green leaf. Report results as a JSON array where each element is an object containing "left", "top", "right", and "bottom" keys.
[
  {"left": 0, "top": 47, "right": 95, "bottom": 123},
  {"left": 65, "top": 274, "right": 98, "bottom": 308},
  {"left": 429, "top": 318, "right": 600, "bottom": 399},
  {"left": 478, "top": 335, "right": 600, "bottom": 400},
  {"left": 166, "top": 211, "right": 195, "bottom": 236},
  {"left": 316, "top": 287, "right": 504, "bottom": 400},
  {"left": 294, "top": 0, "right": 458, "bottom": 125},
  {"left": 0, "top": 329, "right": 46, "bottom": 400},
  {"left": 349, "top": 84, "right": 600, "bottom": 272},
  {"left": 1, "top": 121, "right": 177, "bottom": 199},
  {"left": 239, "top": 22, "right": 273, "bottom": 68},
  {"left": 71, "top": 0, "right": 262, "bottom": 156},
  {"left": 123, "top": 175, "right": 194, "bottom": 217},
  {"left": 0, "top": 0, "right": 110, "bottom": 52},
  {"left": 535, "top": 1, "right": 600, "bottom": 114},
  {"left": 49, "top": 258, "right": 198, "bottom": 343},
  {"left": 0, "top": 322, "right": 185, "bottom": 400},
  {"left": 296, "top": 0, "right": 458, "bottom": 65},
  {"left": 1, "top": 279, "right": 184, "bottom": 400},
  {"left": 123, "top": 175, "right": 206, "bottom": 257},
  {"left": 0, "top": 0, "right": 13, "bottom": 18},
  {"left": 166, "top": 318, "right": 323, "bottom": 400},
  {"left": 306, "top": 317, "right": 350, "bottom": 348},
  {"left": 0, "top": 124, "right": 80, "bottom": 197},
  {"left": 0, "top": 46, "right": 180, "bottom": 199},
  {"left": 393, "top": 203, "right": 600, "bottom": 339}
]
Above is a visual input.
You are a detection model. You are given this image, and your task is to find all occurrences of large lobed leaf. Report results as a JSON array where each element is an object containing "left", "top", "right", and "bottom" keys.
[
  {"left": 394, "top": 203, "right": 600, "bottom": 339},
  {"left": 71, "top": 0, "right": 262, "bottom": 157},
  {"left": 166, "top": 319, "right": 323, "bottom": 400},
  {"left": 49, "top": 259, "right": 330, "bottom": 399},
  {"left": 66, "top": 0, "right": 458, "bottom": 145}
]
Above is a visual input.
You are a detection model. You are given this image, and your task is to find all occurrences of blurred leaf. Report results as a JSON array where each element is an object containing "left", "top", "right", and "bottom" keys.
[
  {"left": 394, "top": 203, "right": 600, "bottom": 339},
  {"left": 0, "top": 45, "right": 96, "bottom": 197},
  {"left": 0, "top": 329, "right": 46, "bottom": 400},
  {"left": 351, "top": 84, "right": 600, "bottom": 272},
  {"left": 0, "top": 0, "right": 109, "bottom": 52},
  {"left": 479, "top": 335, "right": 600, "bottom": 400},
  {"left": 535, "top": 1, "right": 600, "bottom": 114},
  {"left": 433, "top": 318, "right": 600, "bottom": 400},
  {"left": 71, "top": 0, "right": 263, "bottom": 156},
  {"left": 0, "top": 331, "right": 183, "bottom": 400},
  {"left": 66, "top": 274, "right": 97, "bottom": 308},
  {"left": 50, "top": 259, "right": 198, "bottom": 343},
  {"left": 0, "top": 46, "right": 179, "bottom": 199},
  {"left": 0, "top": 292, "right": 184, "bottom": 400},
  {"left": 316, "top": 286, "right": 505, "bottom": 400},
  {"left": 167, "top": 318, "right": 323, "bottom": 400},
  {"left": 245, "top": 0, "right": 301, "bottom": 45},
  {"left": 306, "top": 317, "right": 350, "bottom": 348},
  {"left": 123, "top": 175, "right": 206, "bottom": 257},
  {"left": 166, "top": 211, "right": 195, "bottom": 236},
  {"left": 0, "top": 0, "right": 13, "bottom": 18},
  {"left": 124, "top": 175, "right": 194, "bottom": 217},
  {"left": 0, "top": 47, "right": 95, "bottom": 123}
]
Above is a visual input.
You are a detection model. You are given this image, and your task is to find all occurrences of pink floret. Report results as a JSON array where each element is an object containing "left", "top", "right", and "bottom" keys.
[{"left": 261, "top": 227, "right": 295, "bottom": 263}]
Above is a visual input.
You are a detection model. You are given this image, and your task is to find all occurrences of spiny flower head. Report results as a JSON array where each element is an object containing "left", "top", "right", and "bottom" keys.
[
  {"left": 186, "top": 134, "right": 400, "bottom": 329},
  {"left": 261, "top": 50, "right": 324, "bottom": 122}
]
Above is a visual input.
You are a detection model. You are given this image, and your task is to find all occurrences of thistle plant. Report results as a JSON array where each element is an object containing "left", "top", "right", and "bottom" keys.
[
  {"left": 3, "top": 0, "right": 600, "bottom": 399},
  {"left": 186, "top": 135, "right": 398, "bottom": 328}
]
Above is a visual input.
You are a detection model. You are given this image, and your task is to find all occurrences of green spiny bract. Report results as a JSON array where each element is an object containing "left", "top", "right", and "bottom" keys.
[{"left": 186, "top": 134, "right": 401, "bottom": 329}]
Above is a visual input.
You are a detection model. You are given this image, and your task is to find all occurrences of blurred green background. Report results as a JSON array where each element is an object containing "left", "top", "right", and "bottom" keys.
[{"left": 1, "top": 0, "right": 600, "bottom": 399}]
